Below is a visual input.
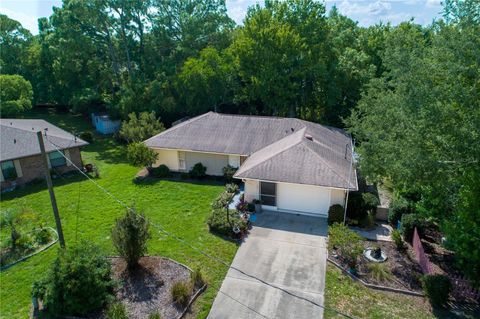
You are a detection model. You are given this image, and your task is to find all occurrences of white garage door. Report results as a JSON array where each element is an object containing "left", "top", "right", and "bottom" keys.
[{"left": 277, "top": 183, "right": 331, "bottom": 216}]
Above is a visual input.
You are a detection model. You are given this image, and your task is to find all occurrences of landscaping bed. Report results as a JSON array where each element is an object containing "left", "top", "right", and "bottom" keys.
[
  {"left": 109, "top": 256, "right": 204, "bottom": 319},
  {"left": 330, "top": 239, "right": 424, "bottom": 292}
]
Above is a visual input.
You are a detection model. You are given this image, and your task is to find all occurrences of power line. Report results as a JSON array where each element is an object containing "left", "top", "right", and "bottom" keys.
[{"left": 44, "top": 134, "right": 356, "bottom": 319}]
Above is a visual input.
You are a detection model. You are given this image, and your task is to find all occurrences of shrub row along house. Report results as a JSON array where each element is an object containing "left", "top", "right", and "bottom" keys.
[
  {"left": 145, "top": 112, "right": 358, "bottom": 217},
  {"left": 0, "top": 119, "right": 88, "bottom": 190}
]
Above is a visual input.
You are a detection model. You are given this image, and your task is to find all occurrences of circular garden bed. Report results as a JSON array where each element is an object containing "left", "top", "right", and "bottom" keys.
[{"left": 105, "top": 256, "right": 205, "bottom": 319}]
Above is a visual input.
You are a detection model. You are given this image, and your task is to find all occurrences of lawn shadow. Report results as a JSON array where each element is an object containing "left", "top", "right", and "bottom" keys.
[
  {"left": 134, "top": 176, "right": 224, "bottom": 188},
  {"left": 1, "top": 173, "right": 88, "bottom": 200}
]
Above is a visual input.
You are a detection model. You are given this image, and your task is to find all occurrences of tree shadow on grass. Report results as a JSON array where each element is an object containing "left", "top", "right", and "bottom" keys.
[
  {"left": 134, "top": 176, "right": 224, "bottom": 188},
  {"left": 0, "top": 173, "right": 88, "bottom": 200}
]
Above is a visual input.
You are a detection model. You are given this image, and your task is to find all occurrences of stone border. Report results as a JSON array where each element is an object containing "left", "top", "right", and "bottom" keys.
[
  {"left": 1, "top": 227, "right": 58, "bottom": 271},
  {"left": 327, "top": 257, "right": 424, "bottom": 297}
]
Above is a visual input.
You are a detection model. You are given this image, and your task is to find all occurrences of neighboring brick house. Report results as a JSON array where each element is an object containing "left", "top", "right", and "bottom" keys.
[{"left": 1, "top": 119, "right": 89, "bottom": 190}]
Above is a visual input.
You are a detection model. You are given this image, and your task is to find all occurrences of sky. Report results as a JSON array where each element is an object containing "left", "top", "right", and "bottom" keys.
[{"left": 1, "top": 0, "right": 444, "bottom": 35}]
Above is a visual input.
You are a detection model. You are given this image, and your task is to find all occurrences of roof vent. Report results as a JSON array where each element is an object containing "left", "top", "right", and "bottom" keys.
[
  {"left": 13, "top": 139, "right": 16, "bottom": 144},
  {"left": 305, "top": 134, "right": 313, "bottom": 141},
  {"left": 291, "top": 127, "right": 295, "bottom": 132}
]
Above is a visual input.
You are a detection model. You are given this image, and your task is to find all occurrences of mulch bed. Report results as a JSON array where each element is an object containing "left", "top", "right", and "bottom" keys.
[
  {"left": 331, "top": 240, "right": 424, "bottom": 292},
  {"left": 108, "top": 256, "right": 197, "bottom": 319}
]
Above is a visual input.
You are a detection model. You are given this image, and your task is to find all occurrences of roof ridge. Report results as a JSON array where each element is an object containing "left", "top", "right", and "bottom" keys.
[
  {"left": 234, "top": 128, "right": 306, "bottom": 177},
  {"left": 213, "top": 112, "right": 300, "bottom": 121},
  {"left": 303, "top": 141, "right": 354, "bottom": 189},
  {"left": 144, "top": 112, "right": 212, "bottom": 143}
]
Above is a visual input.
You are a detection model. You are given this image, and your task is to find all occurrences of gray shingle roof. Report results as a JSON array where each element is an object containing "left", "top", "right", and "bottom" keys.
[
  {"left": 1, "top": 119, "right": 89, "bottom": 162},
  {"left": 145, "top": 112, "right": 357, "bottom": 190}
]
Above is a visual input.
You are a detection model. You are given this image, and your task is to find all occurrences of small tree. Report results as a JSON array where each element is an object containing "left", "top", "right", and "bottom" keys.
[
  {"left": 329, "top": 223, "right": 364, "bottom": 269},
  {"left": 119, "top": 111, "right": 165, "bottom": 143},
  {"left": 0, "top": 207, "right": 34, "bottom": 250},
  {"left": 111, "top": 208, "right": 151, "bottom": 268},
  {"left": 32, "top": 242, "right": 115, "bottom": 316},
  {"left": 127, "top": 142, "right": 158, "bottom": 168}
]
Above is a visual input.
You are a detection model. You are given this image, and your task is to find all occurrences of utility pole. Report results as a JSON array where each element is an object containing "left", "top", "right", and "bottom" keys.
[{"left": 37, "top": 131, "right": 66, "bottom": 248}]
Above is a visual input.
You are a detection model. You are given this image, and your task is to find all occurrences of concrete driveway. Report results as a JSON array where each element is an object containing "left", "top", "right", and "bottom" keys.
[{"left": 208, "top": 211, "right": 328, "bottom": 319}]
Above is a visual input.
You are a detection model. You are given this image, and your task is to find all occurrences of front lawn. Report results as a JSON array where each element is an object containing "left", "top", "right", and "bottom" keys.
[{"left": 0, "top": 108, "right": 236, "bottom": 318}]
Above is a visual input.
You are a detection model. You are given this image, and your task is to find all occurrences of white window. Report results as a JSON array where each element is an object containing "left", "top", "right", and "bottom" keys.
[{"left": 178, "top": 151, "right": 186, "bottom": 170}]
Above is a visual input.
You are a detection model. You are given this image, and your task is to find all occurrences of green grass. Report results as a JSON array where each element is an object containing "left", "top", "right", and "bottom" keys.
[
  {"left": 324, "top": 265, "right": 458, "bottom": 319},
  {"left": 0, "top": 108, "right": 236, "bottom": 318}
]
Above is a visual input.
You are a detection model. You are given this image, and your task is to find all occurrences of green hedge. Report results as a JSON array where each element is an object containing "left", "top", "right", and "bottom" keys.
[{"left": 421, "top": 274, "right": 451, "bottom": 307}]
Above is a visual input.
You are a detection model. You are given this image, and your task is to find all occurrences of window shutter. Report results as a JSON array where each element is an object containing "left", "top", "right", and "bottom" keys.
[
  {"left": 13, "top": 160, "right": 23, "bottom": 178},
  {"left": 65, "top": 149, "right": 72, "bottom": 166}
]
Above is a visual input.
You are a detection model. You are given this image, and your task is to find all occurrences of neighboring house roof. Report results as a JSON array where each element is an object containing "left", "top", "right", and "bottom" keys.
[
  {"left": 0, "top": 119, "right": 89, "bottom": 162},
  {"left": 145, "top": 112, "right": 357, "bottom": 190}
]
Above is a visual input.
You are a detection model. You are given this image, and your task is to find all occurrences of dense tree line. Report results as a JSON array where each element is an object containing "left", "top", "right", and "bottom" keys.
[
  {"left": 1, "top": 0, "right": 379, "bottom": 126},
  {"left": 1, "top": 0, "right": 479, "bottom": 283}
]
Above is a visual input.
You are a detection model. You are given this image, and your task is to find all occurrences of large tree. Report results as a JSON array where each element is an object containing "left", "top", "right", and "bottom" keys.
[{"left": 347, "top": 2, "right": 480, "bottom": 283}]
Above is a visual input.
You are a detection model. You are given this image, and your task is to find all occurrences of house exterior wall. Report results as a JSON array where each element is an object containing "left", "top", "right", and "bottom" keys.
[
  {"left": 244, "top": 179, "right": 260, "bottom": 202},
  {"left": 153, "top": 149, "right": 179, "bottom": 170},
  {"left": 243, "top": 178, "right": 345, "bottom": 217},
  {"left": 185, "top": 151, "right": 228, "bottom": 176},
  {"left": 0, "top": 147, "right": 83, "bottom": 190},
  {"left": 330, "top": 189, "right": 346, "bottom": 206}
]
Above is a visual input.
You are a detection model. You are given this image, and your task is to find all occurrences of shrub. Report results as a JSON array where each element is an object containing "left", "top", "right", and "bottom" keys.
[
  {"left": 118, "top": 111, "right": 165, "bottom": 143},
  {"left": 111, "top": 208, "right": 151, "bottom": 268},
  {"left": 421, "top": 274, "right": 451, "bottom": 307},
  {"left": 225, "top": 183, "right": 239, "bottom": 194},
  {"left": 391, "top": 229, "right": 404, "bottom": 250},
  {"left": 328, "top": 223, "right": 364, "bottom": 269},
  {"left": 328, "top": 204, "right": 344, "bottom": 224},
  {"left": 34, "top": 224, "right": 52, "bottom": 245},
  {"left": 190, "top": 267, "right": 206, "bottom": 288},
  {"left": 235, "top": 195, "right": 248, "bottom": 213},
  {"left": 247, "top": 203, "right": 255, "bottom": 212},
  {"left": 362, "top": 193, "right": 380, "bottom": 211},
  {"left": 127, "top": 142, "right": 158, "bottom": 168},
  {"left": 222, "top": 165, "right": 237, "bottom": 182},
  {"left": 79, "top": 131, "right": 94, "bottom": 143},
  {"left": 151, "top": 164, "right": 171, "bottom": 178},
  {"left": 388, "top": 196, "right": 410, "bottom": 226},
  {"left": 106, "top": 303, "right": 128, "bottom": 319},
  {"left": 189, "top": 162, "right": 207, "bottom": 179},
  {"left": 149, "top": 312, "right": 162, "bottom": 319},
  {"left": 359, "top": 211, "right": 376, "bottom": 229},
  {"left": 367, "top": 263, "right": 393, "bottom": 282},
  {"left": 207, "top": 209, "right": 247, "bottom": 237},
  {"left": 400, "top": 213, "right": 425, "bottom": 243},
  {"left": 171, "top": 281, "right": 191, "bottom": 306},
  {"left": 346, "top": 192, "right": 368, "bottom": 221},
  {"left": 32, "top": 242, "right": 115, "bottom": 316}
]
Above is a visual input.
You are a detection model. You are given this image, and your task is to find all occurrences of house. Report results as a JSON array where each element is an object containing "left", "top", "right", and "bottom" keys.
[
  {"left": 145, "top": 112, "right": 358, "bottom": 217},
  {"left": 0, "top": 119, "right": 89, "bottom": 190}
]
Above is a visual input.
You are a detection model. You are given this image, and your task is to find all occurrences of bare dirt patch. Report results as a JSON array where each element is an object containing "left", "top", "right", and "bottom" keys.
[
  {"left": 331, "top": 240, "right": 424, "bottom": 292},
  {"left": 110, "top": 256, "right": 198, "bottom": 319}
]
